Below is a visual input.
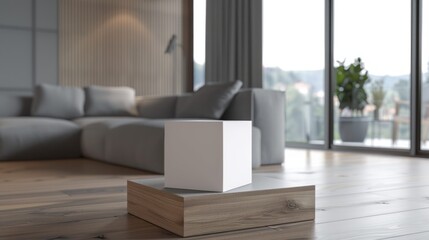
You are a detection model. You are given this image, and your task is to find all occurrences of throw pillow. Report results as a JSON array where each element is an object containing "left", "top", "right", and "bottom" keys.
[
  {"left": 84, "top": 86, "right": 136, "bottom": 116},
  {"left": 31, "top": 84, "right": 85, "bottom": 119},
  {"left": 137, "top": 95, "right": 178, "bottom": 119},
  {"left": 175, "top": 80, "right": 243, "bottom": 119}
]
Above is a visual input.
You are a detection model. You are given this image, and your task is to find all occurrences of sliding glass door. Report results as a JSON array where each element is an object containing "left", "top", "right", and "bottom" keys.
[
  {"left": 422, "top": 0, "right": 429, "bottom": 150},
  {"left": 195, "top": 0, "right": 429, "bottom": 155},
  {"left": 333, "top": 0, "right": 411, "bottom": 149},
  {"left": 263, "top": 0, "right": 325, "bottom": 145},
  {"left": 193, "top": 0, "right": 206, "bottom": 91}
]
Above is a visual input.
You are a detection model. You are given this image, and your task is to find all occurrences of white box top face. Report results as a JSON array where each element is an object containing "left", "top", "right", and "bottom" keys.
[{"left": 165, "top": 120, "right": 251, "bottom": 125}]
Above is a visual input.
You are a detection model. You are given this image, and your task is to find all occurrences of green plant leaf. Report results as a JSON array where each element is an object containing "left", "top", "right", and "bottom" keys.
[{"left": 334, "top": 58, "right": 370, "bottom": 114}]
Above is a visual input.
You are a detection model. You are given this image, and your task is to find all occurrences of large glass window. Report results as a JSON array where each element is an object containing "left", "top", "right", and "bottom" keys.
[
  {"left": 422, "top": 0, "right": 429, "bottom": 150},
  {"left": 263, "top": 0, "right": 325, "bottom": 144},
  {"left": 196, "top": 0, "right": 429, "bottom": 154},
  {"left": 193, "top": 0, "right": 206, "bottom": 91},
  {"left": 334, "top": 0, "right": 411, "bottom": 149}
]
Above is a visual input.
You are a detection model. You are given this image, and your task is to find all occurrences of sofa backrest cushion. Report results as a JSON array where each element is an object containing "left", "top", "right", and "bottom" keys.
[
  {"left": 175, "top": 80, "right": 243, "bottom": 119},
  {"left": 84, "top": 86, "right": 136, "bottom": 116},
  {"left": 0, "top": 95, "right": 32, "bottom": 117},
  {"left": 31, "top": 84, "right": 85, "bottom": 119},
  {"left": 137, "top": 95, "right": 178, "bottom": 119}
]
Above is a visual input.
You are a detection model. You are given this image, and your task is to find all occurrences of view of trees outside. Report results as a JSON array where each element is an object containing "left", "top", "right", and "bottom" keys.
[
  {"left": 422, "top": 0, "right": 429, "bottom": 150},
  {"left": 263, "top": 0, "right": 325, "bottom": 144},
  {"left": 334, "top": 0, "right": 411, "bottom": 148}
]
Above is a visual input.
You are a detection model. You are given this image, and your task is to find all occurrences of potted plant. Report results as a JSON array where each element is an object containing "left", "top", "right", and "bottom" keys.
[{"left": 335, "top": 58, "right": 371, "bottom": 142}]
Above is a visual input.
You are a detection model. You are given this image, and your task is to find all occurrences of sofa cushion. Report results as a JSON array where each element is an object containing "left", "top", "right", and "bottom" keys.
[
  {"left": 73, "top": 117, "right": 139, "bottom": 127},
  {"left": 84, "top": 86, "right": 136, "bottom": 117},
  {"left": 0, "top": 117, "right": 81, "bottom": 160},
  {"left": 32, "top": 84, "right": 85, "bottom": 119},
  {"left": 0, "top": 95, "right": 32, "bottom": 117},
  {"left": 175, "top": 80, "right": 243, "bottom": 119},
  {"left": 137, "top": 95, "right": 178, "bottom": 119},
  {"left": 74, "top": 117, "right": 142, "bottom": 160},
  {"left": 105, "top": 121, "right": 165, "bottom": 174}
]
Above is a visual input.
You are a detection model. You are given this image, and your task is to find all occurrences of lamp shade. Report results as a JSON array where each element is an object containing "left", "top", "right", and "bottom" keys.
[{"left": 164, "top": 34, "right": 177, "bottom": 54}]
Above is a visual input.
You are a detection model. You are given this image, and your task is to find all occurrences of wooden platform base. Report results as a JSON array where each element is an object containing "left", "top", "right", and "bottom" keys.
[{"left": 127, "top": 176, "right": 315, "bottom": 237}]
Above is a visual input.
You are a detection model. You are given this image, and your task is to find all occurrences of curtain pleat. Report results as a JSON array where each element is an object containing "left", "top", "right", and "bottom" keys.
[{"left": 205, "top": 0, "right": 262, "bottom": 88}]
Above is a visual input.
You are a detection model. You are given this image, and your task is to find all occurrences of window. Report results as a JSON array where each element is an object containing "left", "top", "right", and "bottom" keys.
[
  {"left": 263, "top": 0, "right": 325, "bottom": 144},
  {"left": 422, "top": 0, "right": 429, "bottom": 150},
  {"left": 193, "top": 0, "right": 206, "bottom": 91},
  {"left": 198, "top": 0, "right": 429, "bottom": 155},
  {"left": 333, "top": 0, "right": 411, "bottom": 149}
]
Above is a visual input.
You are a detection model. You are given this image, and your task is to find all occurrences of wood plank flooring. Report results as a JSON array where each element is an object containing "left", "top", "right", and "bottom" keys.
[{"left": 1, "top": 149, "right": 429, "bottom": 239}]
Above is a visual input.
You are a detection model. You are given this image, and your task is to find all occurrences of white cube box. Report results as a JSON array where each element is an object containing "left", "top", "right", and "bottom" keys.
[{"left": 164, "top": 120, "right": 252, "bottom": 192}]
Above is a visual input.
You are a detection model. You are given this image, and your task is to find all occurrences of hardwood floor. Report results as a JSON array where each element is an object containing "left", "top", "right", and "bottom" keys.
[{"left": 1, "top": 149, "right": 429, "bottom": 239}]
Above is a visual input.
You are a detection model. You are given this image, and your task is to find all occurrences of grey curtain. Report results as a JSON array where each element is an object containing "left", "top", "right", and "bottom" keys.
[{"left": 205, "top": 0, "right": 263, "bottom": 88}]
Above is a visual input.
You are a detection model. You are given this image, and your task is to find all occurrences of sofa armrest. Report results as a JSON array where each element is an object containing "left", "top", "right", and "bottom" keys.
[
  {"left": 136, "top": 95, "right": 178, "bottom": 119},
  {"left": 222, "top": 89, "right": 285, "bottom": 165}
]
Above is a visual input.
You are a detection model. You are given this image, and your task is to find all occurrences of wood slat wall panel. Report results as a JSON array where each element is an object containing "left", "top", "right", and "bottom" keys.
[{"left": 58, "top": 0, "right": 187, "bottom": 96}]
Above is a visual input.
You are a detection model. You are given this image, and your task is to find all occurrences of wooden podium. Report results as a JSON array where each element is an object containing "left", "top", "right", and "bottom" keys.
[{"left": 127, "top": 176, "right": 315, "bottom": 237}]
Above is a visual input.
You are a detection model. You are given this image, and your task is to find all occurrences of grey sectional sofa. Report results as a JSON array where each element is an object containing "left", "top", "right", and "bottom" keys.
[{"left": 0, "top": 87, "right": 285, "bottom": 174}]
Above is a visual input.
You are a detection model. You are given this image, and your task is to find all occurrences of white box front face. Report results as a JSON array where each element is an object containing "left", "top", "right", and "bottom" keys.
[
  {"left": 223, "top": 121, "right": 252, "bottom": 191},
  {"left": 165, "top": 120, "right": 252, "bottom": 192},
  {"left": 165, "top": 121, "right": 224, "bottom": 191}
]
